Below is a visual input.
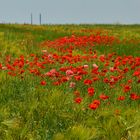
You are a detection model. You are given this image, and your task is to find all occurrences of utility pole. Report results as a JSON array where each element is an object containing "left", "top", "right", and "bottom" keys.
[
  {"left": 39, "top": 13, "right": 42, "bottom": 25},
  {"left": 31, "top": 13, "right": 33, "bottom": 24}
]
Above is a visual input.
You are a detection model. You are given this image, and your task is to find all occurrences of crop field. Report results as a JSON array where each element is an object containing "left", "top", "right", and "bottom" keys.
[{"left": 0, "top": 24, "right": 140, "bottom": 140}]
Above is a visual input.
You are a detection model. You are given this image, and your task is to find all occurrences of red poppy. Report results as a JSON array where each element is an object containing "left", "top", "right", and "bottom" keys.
[
  {"left": 61, "top": 76, "right": 70, "bottom": 82},
  {"left": 40, "top": 80, "right": 47, "bottom": 86},
  {"left": 123, "top": 67, "right": 129, "bottom": 73},
  {"left": 100, "top": 94, "right": 109, "bottom": 100},
  {"left": 133, "top": 71, "right": 140, "bottom": 77},
  {"left": 87, "top": 87, "right": 95, "bottom": 96},
  {"left": 92, "top": 100, "right": 100, "bottom": 106},
  {"left": 99, "top": 55, "right": 105, "bottom": 62},
  {"left": 123, "top": 85, "right": 131, "bottom": 93},
  {"left": 130, "top": 93, "right": 139, "bottom": 100},
  {"left": 53, "top": 81, "right": 61, "bottom": 86},
  {"left": 74, "top": 75, "right": 82, "bottom": 81},
  {"left": 89, "top": 103, "right": 98, "bottom": 110},
  {"left": 84, "top": 79, "right": 92, "bottom": 85},
  {"left": 74, "top": 97, "right": 82, "bottom": 104},
  {"left": 92, "top": 76, "right": 99, "bottom": 82},
  {"left": 89, "top": 100, "right": 100, "bottom": 110},
  {"left": 117, "top": 96, "right": 125, "bottom": 101},
  {"left": 69, "top": 82, "right": 76, "bottom": 88},
  {"left": 0, "top": 63, "right": 2, "bottom": 69},
  {"left": 66, "top": 69, "right": 74, "bottom": 76},
  {"left": 103, "top": 78, "right": 109, "bottom": 83}
]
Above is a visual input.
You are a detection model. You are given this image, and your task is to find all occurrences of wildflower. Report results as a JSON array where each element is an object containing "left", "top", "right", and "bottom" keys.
[
  {"left": 53, "top": 81, "right": 61, "bottom": 86},
  {"left": 83, "top": 64, "right": 88, "bottom": 68},
  {"left": 91, "top": 67, "right": 99, "bottom": 75},
  {"left": 130, "top": 93, "right": 139, "bottom": 100},
  {"left": 92, "top": 63, "right": 98, "bottom": 69},
  {"left": 45, "top": 69, "right": 59, "bottom": 77},
  {"left": 74, "top": 75, "right": 82, "bottom": 81},
  {"left": 123, "top": 67, "right": 129, "bottom": 73},
  {"left": 99, "top": 55, "right": 105, "bottom": 62},
  {"left": 133, "top": 71, "right": 140, "bottom": 77},
  {"left": 123, "top": 85, "right": 131, "bottom": 93},
  {"left": 42, "top": 50, "right": 48, "bottom": 53},
  {"left": 61, "top": 76, "right": 70, "bottom": 82},
  {"left": 92, "top": 76, "right": 99, "bottom": 82},
  {"left": 74, "top": 97, "right": 82, "bottom": 104},
  {"left": 92, "top": 100, "right": 100, "bottom": 106},
  {"left": 40, "top": 80, "right": 46, "bottom": 86},
  {"left": 2, "top": 66, "right": 7, "bottom": 70},
  {"left": 100, "top": 94, "right": 109, "bottom": 100},
  {"left": 89, "top": 100, "right": 100, "bottom": 110},
  {"left": 103, "top": 78, "right": 109, "bottom": 83},
  {"left": 89, "top": 103, "right": 98, "bottom": 110},
  {"left": 117, "top": 96, "right": 125, "bottom": 101},
  {"left": 66, "top": 69, "right": 74, "bottom": 76},
  {"left": 84, "top": 79, "right": 92, "bottom": 85},
  {"left": 127, "top": 79, "right": 132, "bottom": 84},
  {"left": 69, "top": 82, "right": 76, "bottom": 88},
  {"left": 109, "top": 67, "right": 115, "bottom": 72},
  {"left": 0, "top": 63, "right": 2, "bottom": 69},
  {"left": 19, "top": 69, "right": 25, "bottom": 74},
  {"left": 88, "top": 87, "right": 95, "bottom": 96},
  {"left": 48, "top": 54, "right": 53, "bottom": 59},
  {"left": 30, "top": 53, "right": 35, "bottom": 57}
]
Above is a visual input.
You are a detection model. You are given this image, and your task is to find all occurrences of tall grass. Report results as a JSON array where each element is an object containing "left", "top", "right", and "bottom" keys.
[{"left": 0, "top": 24, "right": 140, "bottom": 140}]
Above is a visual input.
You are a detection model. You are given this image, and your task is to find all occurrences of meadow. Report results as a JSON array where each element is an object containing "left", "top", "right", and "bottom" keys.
[{"left": 0, "top": 24, "right": 140, "bottom": 140}]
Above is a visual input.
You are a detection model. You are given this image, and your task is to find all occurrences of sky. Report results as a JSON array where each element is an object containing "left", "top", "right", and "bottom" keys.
[{"left": 0, "top": 0, "right": 140, "bottom": 24}]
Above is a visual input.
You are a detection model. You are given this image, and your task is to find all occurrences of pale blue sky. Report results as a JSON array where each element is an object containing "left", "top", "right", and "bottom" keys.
[{"left": 0, "top": 0, "right": 140, "bottom": 24}]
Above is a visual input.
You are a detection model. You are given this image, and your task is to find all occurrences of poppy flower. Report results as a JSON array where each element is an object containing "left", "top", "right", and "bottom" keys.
[
  {"left": 117, "top": 96, "right": 125, "bottom": 101},
  {"left": 99, "top": 55, "right": 105, "bottom": 62},
  {"left": 92, "top": 100, "right": 100, "bottom": 106},
  {"left": 83, "top": 65, "right": 88, "bottom": 68},
  {"left": 87, "top": 87, "right": 95, "bottom": 96},
  {"left": 74, "top": 97, "right": 82, "bottom": 104},
  {"left": 69, "top": 82, "right": 76, "bottom": 88},
  {"left": 133, "top": 71, "right": 140, "bottom": 77},
  {"left": 53, "top": 81, "right": 61, "bottom": 86},
  {"left": 92, "top": 63, "right": 98, "bottom": 69},
  {"left": 74, "top": 75, "right": 82, "bottom": 81},
  {"left": 103, "top": 78, "right": 109, "bottom": 83},
  {"left": 92, "top": 76, "right": 99, "bottom": 82},
  {"left": 89, "top": 103, "right": 98, "bottom": 110},
  {"left": 84, "top": 79, "right": 92, "bottom": 85},
  {"left": 130, "top": 93, "right": 139, "bottom": 100},
  {"left": 61, "top": 76, "right": 70, "bottom": 82},
  {"left": 40, "top": 80, "right": 47, "bottom": 86},
  {"left": 100, "top": 94, "right": 109, "bottom": 100},
  {"left": 89, "top": 100, "right": 100, "bottom": 110},
  {"left": 123, "top": 85, "right": 131, "bottom": 93},
  {"left": 66, "top": 69, "right": 74, "bottom": 76},
  {"left": 0, "top": 63, "right": 2, "bottom": 69}
]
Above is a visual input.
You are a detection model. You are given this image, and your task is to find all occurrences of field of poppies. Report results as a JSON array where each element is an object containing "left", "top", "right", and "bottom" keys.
[{"left": 0, "top": 24, "right": 140, "bottom": 140}]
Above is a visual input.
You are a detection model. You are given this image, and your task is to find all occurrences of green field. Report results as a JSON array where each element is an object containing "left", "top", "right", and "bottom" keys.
[{"left": 0, "top": 24, "right": 140, "bottom": 140}]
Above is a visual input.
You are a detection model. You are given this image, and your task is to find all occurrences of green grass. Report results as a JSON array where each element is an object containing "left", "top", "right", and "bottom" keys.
[{"left": 0, "top": 24, "right": 140, "bottom": 140}]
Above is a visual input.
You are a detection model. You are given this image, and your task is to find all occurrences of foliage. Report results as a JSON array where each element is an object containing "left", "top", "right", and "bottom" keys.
[{"left": 0, "top": 24, "right": 140, "bottom": 140}]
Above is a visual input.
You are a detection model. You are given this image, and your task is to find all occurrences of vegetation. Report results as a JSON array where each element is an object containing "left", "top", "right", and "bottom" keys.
[{"left": 0, "top": 24, "right": 140, "bottom": 140}]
